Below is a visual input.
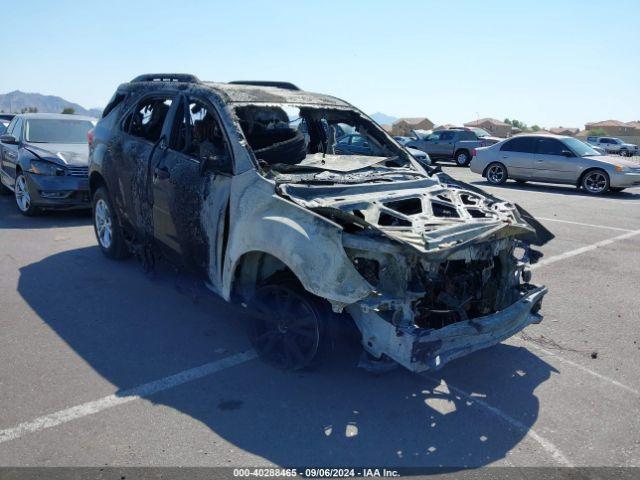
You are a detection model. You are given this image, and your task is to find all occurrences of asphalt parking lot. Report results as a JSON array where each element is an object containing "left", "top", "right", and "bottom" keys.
[{"left": 0, "top": 167, "right": 639, "bottom": 468}]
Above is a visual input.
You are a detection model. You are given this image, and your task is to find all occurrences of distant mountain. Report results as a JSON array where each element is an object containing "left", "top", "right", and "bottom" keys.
[
  {"left": 0, "top": 90, "right": 102, "bottom": 117},
  {"left": 369, "top": 112, "right": 398, "bottom": 126}
]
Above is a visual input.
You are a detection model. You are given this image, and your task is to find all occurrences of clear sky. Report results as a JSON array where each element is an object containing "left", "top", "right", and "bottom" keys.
[{"left": 2, "top": 0, "right": 638, "bottom": 128}]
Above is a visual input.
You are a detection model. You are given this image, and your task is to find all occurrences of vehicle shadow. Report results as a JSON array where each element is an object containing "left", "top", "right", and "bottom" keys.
[
  {"left": 17, "top": 246, "right": 558, "bottom": 467},
  {"left": 471, "top": 179, "right": 640, "bottom": 200},
  {"left": 0, "top": 196, "right": 91, "bottom": 229}
]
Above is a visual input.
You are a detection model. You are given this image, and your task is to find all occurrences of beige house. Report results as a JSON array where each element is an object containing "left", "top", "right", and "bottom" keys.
[
  {"left": 391, "top": 117, "right": 434, "bottom": 136},
  {"left": 433, "top": 123, "right": 459, "bottom": 131},
  {"left": 549, "top": 127, "right": 579, "bottom": 136},
  {"left": 584, "top": 120, "right": 640, "bottom": 137},
  {"left": 515, "top": 129, "right": 553, "bottom": 136},
  {"left": 463, "top": 118, "right": 511, "bottom": 138}
]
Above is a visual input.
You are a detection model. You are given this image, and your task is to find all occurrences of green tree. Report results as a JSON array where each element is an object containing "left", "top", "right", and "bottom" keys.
[
  {"left": 61, "top": 107, "right": 75, "bottom": 114},
  {"left": 531, "top": 125, "right": 541, "bottom": 131},
  {"left": 507, "top": 119, "right": 529, "bottom": 131},
  {"left": 587, "top": 128, "right": 607, "bottom": 136}
]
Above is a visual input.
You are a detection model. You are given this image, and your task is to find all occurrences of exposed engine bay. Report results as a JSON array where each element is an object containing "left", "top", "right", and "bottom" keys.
[{"left": 231, "top": 101, "right": 552, "bottom": 372}]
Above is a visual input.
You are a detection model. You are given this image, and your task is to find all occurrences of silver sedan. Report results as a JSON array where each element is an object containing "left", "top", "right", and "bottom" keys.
[{"left": 469, "top": 134, "right": 640, "bottom": 194}]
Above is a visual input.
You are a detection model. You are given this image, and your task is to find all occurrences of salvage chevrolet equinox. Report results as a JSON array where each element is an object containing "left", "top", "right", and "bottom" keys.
[{"left": 89, "top": 74, "right": 554, "bottom": 372}]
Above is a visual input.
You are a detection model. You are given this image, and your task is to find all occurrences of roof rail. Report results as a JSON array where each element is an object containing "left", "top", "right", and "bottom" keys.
[
  {"left": 228, "top": 80, "right": 300, "bottom": 91},
  {"left": 131, "top": 73, "right": 200, "bottom": 83}
]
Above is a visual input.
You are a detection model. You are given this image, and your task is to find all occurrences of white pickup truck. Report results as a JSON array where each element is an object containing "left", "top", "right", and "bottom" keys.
[{"left": 586, "top": 136, "right": 639, "bottom": 156}]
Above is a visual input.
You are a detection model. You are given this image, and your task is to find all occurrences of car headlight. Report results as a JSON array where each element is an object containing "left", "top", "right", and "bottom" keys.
[{"left": 29, "top": 160, "right": 65, "bottom": 176}]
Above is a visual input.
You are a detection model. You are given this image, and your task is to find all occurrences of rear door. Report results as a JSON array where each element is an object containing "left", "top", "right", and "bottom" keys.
[
  {"left": 151, "top": 94, "right": 233, "bottom": 283},
  {"left": 498, "top": 137, "right": 536, "bottom": 178},
  {"left": 530, "top": 137, "right": 579, "bottom": 183},
  {"left": 115, "top": 94, "right": 178, "bottom": 240}
]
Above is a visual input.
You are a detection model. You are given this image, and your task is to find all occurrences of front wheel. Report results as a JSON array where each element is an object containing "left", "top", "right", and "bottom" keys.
[
  {"left": 92, "top": 187, "right": 129, "bottom": 259},
  {"left": 248, "top": 282, "right": 327, "bottom": 371},
  {"left": 581, "top": 169, "right": 610, "bottom": 195},
  {"left": 485, "top": 162, "right": 508, "bottom": 185},
  {"left": 619, "top": 149, "right": 629, "bottom": 157},
  {"left": 454, "top": 150, "right": 471, "bottom": 167},
  {"left": 14, "top": 173, "right": 40, "bottom": 216}
]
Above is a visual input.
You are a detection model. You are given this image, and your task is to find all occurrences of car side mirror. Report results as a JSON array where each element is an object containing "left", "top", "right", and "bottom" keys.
[
  {"left": 0, "top": 134, "right": 17, "bottom": 144},
  {"left": 561, "top": 150, "right": 574, "bottom": 157}
]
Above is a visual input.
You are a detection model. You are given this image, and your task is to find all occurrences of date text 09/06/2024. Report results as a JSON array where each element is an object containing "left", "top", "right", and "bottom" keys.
[{"left": 233, "top": 468, "right": 401, "bottom": 477}]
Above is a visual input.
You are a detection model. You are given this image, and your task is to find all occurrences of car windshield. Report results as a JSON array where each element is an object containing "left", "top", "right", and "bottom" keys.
[
  {"left": 471, "top": 127, "right": 491, "bottom": 137},
  {"left": 234, "top": 104, "right": 428, "bottom": 183},
  {"left": 24, "top": 119, "right": 94, "bottom": 143},
  {"left": 563, "top": 137, "right": 601, "bottom": 156}
]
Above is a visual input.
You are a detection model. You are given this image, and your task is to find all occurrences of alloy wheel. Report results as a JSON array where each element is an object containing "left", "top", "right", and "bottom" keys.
[
  {"left": 14, "top": 175, "right": 31, "bottom": 212},
  {"left": 487, "top": 164, "right": 506, "bottom": 184},
  {"left": 94, "top": 198, "right": 113, "bottom": 249},
  {"left": 583, "top": 171, "right": 608, "bottom": 194}
]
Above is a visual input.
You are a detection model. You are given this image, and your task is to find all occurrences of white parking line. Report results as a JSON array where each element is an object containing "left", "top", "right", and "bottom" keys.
[
  {"left": 430, "top": 378, "right": 573, "bottom": 467},
  {"left": 531, "top": 229, "right": 640, "bottom": 270},
  {"left": 521, "top": 343, "right": 639, "bottom": 397},
  {"left": 0, "top": 350, "right": 257, "bottom": 445},
  {"left": 2, "top": 219, "right": 639, "bottom": 457},
  {"left": 536, "top": 217, "right": 635, "bottom": 232}
]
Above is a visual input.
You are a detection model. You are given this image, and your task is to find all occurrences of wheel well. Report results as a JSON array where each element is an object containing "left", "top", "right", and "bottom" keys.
[
  {"left": 231, "top": 251, "right": 301, "bottom": 303},
  {"left": 89, "top": 172, "right": 106, "bottom": 197},
  {"left": 577, "top": 167, "right": 608, "bottom": 187}
]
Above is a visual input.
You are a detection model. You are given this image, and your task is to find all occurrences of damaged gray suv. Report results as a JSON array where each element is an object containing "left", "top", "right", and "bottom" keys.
[{"left": 89, "top": 74, "right": 553, "bottom": 373}]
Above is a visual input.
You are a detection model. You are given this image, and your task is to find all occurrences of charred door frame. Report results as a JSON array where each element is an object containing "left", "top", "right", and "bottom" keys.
[
  {"left": 150, "top": 91, "right": 236, "bottom": 280},
  {"left": 114, "top": 91, "right": 181, "bottom": 242}
]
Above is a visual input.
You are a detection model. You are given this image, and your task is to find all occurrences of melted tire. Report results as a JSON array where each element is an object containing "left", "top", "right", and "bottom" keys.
[{"left": 248, "top": 282, "right": 328, "bottom": 371}]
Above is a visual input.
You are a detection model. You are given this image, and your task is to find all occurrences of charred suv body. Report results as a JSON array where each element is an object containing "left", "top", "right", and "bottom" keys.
[{"left": 89, "top": 74, "right": 553, "bottom": 373}]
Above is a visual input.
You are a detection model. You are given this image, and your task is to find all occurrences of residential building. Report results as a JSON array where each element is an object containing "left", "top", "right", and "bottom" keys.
[
  {"left": 584, "top": 120, "right": 640, "bottom": 137},
  {"left": 463, "top": 118, "right": 511, "bottom": 138},
  {"left": 549, "top": 127, "right": 579, "bottom": 136},
  {"left": 391, "top": 117, "right": 434, "bottom": 136},
  {"left": 433, "top": 123, "right": 459, "bottom": 131}
]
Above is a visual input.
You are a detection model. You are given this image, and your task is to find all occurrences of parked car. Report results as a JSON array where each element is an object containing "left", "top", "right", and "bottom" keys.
[
  {"left": 88, "top": 73, "right": 551, "bottom": 373},
  {"left": 393, "top": 135, "right": 412, "bottom": 146},
  {"left": 335, "top": 133, "right": 430, "bottom": 165},
  {"left": 0, "top": 114, "right": 15, "bottom": 135},
  {"left": 463, "top": 126, "right": 502, "bottom": 143},
  {"left": 405, "top": 128, "right": 501, "bottom": 167},
  {"left": 586, "top": 136, "right": 639, "bottom": 156},
  {"left": 0, "top": 113, "right": 96, "bottom": 215},
  {"left": 470, "top": 134, "right": 640, "bottom": 194}
]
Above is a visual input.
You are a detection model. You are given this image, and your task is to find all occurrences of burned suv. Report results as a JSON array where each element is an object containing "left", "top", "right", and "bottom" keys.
[{"left": 89, "top": 74, "right": 552, "bottom": 373}]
